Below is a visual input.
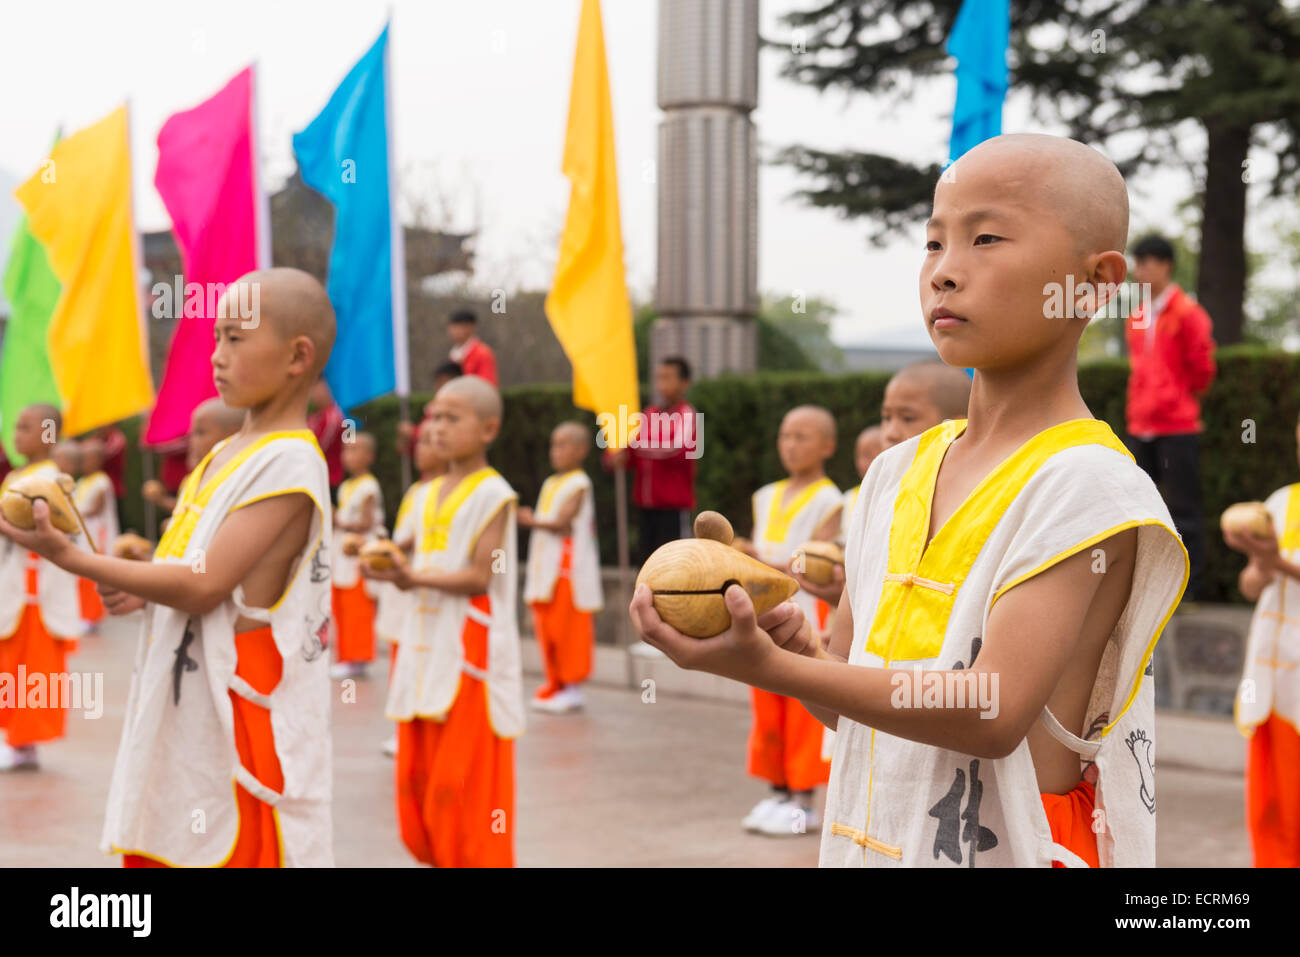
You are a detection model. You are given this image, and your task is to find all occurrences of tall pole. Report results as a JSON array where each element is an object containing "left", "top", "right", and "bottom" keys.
[{"left": 614, "top": 459, "right": 630, "bottom": 644}]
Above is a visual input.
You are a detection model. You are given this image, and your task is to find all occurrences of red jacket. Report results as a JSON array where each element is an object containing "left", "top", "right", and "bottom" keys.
[
  {"left": 309, "top": 401, "right": 346, "bottom": 486},
  {"left": 605, "top": 401, "right": 698, "bottom": 510},
  {"left": 456, "top": 339, "right": 498, "bottom": 386},
  {"left": 1125, "top": 285, "right": 1216, "bottom": 436}
]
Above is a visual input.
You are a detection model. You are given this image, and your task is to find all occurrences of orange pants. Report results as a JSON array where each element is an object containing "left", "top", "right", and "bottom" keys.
[
  {"left": 0, "top": 558, "right": 77, "bottom": 748},
  {"left": 78, "top": 577, "right": 104, "bottom": 624},
  {"left": 125, "top": 626, "right": 285, "bottom": 868},
  {"left": 332, "top": 580, "right": 376, "bottom": 664},
  {"left": 395, "top": 594, "right": 514, "bottom": 867},
  {"left": 748, "top": 598, "right": 831, "bottom": 791},
  {"left": 529, "top": 539, "right": 592, "bottom": 692},
  {"left": 1246, "top": 712, "right": 1300, "bottom": 867},
  {"left": 1041, "top": 779, "right": 1100, "bottom": 868}
]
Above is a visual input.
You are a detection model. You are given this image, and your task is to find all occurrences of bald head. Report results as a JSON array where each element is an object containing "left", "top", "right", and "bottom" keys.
[
  {"left": 193, "top": 398, "right": 246, "bottom": 434},
  {"left": 784, "top": 405, "right": 836, "bottom": 443},
  {"left": 437, "top": 375, "right": 503, "bottom": 423},
  {"left": 222, "top": 268, "right": 337, "bottom": 377},
  {"left": 553, "top": 421, "right": 592, "bottom": 453},
  {"left": 947, "top": 134, "right": 1129, "bottom": 255},
  {"left": 892, "top": 362, "right": 972, "bottom": 421}
]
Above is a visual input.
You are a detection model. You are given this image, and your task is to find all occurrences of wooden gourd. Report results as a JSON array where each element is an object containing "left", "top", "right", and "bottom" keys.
[
  {"left": 635, "top": 510, "right": 798, "bottom": 638},
  {"left": 792, "top": 540, "right": 845, "bottom": 586},
  {"left": 359, "top": 538, "right": 404, "bottom": 571},
  {"left": 1221, "top": 501, "right": 1272, "bottom": 538},
  {"left": 1, "top": 471, "right": 84, "bottom": 536},
  {"left": 111, "top": 532, "right": 155, "bottom": 560}
]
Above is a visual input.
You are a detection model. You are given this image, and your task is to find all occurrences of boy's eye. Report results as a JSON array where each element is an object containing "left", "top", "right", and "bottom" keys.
[
  {"left": 974, "top": 234, "right": 1001, "bottom": 245},
  {"left": 925, "top": 240, "right": 942, "bottom": 251}
]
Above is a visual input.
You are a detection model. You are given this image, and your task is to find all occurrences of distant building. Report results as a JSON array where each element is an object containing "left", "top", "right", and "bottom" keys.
[{"left": 840, "top": 344, "right": 942, "bottom": 373}]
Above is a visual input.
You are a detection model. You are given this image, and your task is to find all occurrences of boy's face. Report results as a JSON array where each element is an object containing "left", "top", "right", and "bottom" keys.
[
  {"left": 655, "top": 364, "right": 686, "bottom": 404},
  {"left": 341, "top": 441, "right": 374, "bottom": 475},
  {"left": 777, "top": 410, "right": 832, "bottom": 474},
  {"left": 1132, "top": 255, "right": 1172, "bottom": 290},
  {"left": 880, "top": 377, "right": 945, "bottom": 449},
  {"left": 414, "top": 423, "right": 444, "bottom": 474},
  {"left": 921, "top": 154, "right": 1092, "bottom": 371},
  {"left": 211, "top": 303, "right": 295, "bottom": 409},
  {"left": 187, "top": 412, "right": 225, "bottom": 469},
  {"left": 854, "top": 432, "right": 883, "bottom": 478},
  {"left": 53, "top": 445, "right": 79, "bottom": 475},
  {"left": 13, "top": 408, "right": 51, "bottom": 459},
  {"left": 549, "top": 431, "right": 585, "bottom": 472},
  {"left": 80, "top": 442, "right": 104, "bottom": 472},
  {"left": 447, "top": 322, "right": 473, "bottom": 346},
  {"left": 429, "top": 392, "right": 498, "bottom": 461}
]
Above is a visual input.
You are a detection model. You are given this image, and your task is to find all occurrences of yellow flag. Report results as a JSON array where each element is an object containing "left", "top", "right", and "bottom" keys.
[
  {"left": 545, "top": 0, "right": 640, "bottom": 450},
  {"left": 15, "top": 105, "right": 154, "bottom": 437}
]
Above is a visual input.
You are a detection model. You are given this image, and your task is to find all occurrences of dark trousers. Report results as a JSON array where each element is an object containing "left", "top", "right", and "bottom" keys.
[
  {"left": 1126, "top": 433, "right": 1205, "bottom": 601},
  {"left": 638, "top": 507, "right": 690, "bottom": 564}
]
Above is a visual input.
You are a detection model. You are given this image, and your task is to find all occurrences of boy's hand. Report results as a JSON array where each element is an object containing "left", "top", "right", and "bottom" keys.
[
  {"left": 790, "top": 563, "right": 845, "bottom": 605},
  {"left": 1224, "top": 526, "right": 1280, "bottom": 568},
  {"left": 0, "top": 498, "right": 76, "bottom": 566},
  {"left": 629, "top": 582, "right": 780, "bottom": 686},
  {"left": 99, "top": 583, "right": 146, "bottom": 616},
  {"left": 517, "top": 506, "right": 535, "bottom": 528},
  {"left": 359, "top": 554, "right": 415, "bottom": 590},
  {"left": 755, "top": 599, "right": 822, "bottom": 658}
]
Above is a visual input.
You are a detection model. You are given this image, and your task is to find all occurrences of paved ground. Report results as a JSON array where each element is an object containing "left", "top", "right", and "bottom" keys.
[{"left": 0, "top": 612, "right": 1251, "bottom": 867}]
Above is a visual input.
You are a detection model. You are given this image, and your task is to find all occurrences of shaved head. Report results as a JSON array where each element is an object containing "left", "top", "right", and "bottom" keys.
[
  {"left": 22, "top": 403, "right": 61, "bottom": 433},
  {"left": 193, "top": 398, "right": 245, "bottom": 434},
  {"left": 223, "top": 268, "right": 337, "bottom": 377},
  {"left": 785, "top": 405, "right": 836, "bottom": 442},
  {"left": 892, "top": 362, "right": 972, "bottom": 420},
  {"left": 947, "top": 134, "right": 1129, "bottom": 255},
  {"left": 553, "top": 421, "right": 592, "bottom": 452},
  {"left": 437, "top": 375, "right": 502, "bottom": 423},
  {"left": 352, "top": 432, "right": 377, "bottom": 454}
]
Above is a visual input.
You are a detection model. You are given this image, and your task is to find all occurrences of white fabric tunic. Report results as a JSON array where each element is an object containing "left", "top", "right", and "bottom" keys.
[
  {"left": 331, "top": 473, "right": 383, "bottom": 590},
  {"left": 374, "top": 480, "right": 426, "bottom": 644},
  {"left": 0, "top": 460, "right": 83, "bottom": 640},
  {"left": 839, "top": 484, "right": 861, "bottom": 544},
  {"left": 820, "top": 418, "right": 1187, "bottom": 868},
  {"left": 1235, "top": 483, "right": 1300, "bottom": 736},
  {"left": 384, "top": 467, "right": 525, "bottom": 738},
  {"left": 522, "top": 469, "right": 603, "bottom": 611},
  {"left": 75, "top": 470, "right": 119, "bottom": 555},
  {"left": 100, "top": 432, "right": 334, "bottom": 867},
  {"left": 752, "top": 477, "right": 842, "bottom": 622}
]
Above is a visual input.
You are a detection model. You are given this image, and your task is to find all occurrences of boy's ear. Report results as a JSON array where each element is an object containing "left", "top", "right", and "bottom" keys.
[
  {"left": 481, "top": 415, "right": 502, "bottom": 445},
  {"left": 1075, "top": 250, "right": 1129, "bottom": 319}
]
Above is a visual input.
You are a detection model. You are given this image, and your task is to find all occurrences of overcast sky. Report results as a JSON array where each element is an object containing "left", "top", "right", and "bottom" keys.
[{"left": 0, "top": 0, "right": 1282, "bottom": 349}]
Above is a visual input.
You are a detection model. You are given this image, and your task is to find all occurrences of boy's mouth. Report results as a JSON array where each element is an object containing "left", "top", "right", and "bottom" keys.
[{"left": 929, "top": 306, "right": 968, "bottom": 328}]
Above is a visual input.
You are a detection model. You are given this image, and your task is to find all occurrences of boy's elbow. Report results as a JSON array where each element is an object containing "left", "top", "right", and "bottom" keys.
[{"left": 970, "top": 708, "right": 1036, "bottom": 760}]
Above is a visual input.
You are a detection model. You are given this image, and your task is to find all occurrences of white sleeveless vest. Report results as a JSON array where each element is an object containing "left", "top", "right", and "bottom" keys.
[
  {"left": 1235, "top": 483, "right": 1300, "bottom": 736},
  {"left": 332, "top": 473, "right": 383, "bottom": 590},
  {"left": 821, "top": 419, "right": 1187, "bottom": 868},
  {"left": 752, "top": 477, "right": 842, "bottom": 622},
  {"left": 522, "top": 469, "right": 603, "bottom": 611},
  {"left": 0, "top": 460, "right": 83, "bottom": 640},
  {"left": 75, "top": 470, "right": 119, "bottom": 554},
  {"left": 374, "top": 480, "right": 426, "bottom": 644},
  {"left": 384, "top": 467, "right": 525, "bottom": 738},
  {"left": 100, "top": 432, "right": 334, "bottom": 867},
  {"left": 839, "top": 484, "right": 861, "bottom": 544}
]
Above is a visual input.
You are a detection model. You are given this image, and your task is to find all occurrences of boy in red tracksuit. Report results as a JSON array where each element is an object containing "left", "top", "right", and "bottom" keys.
[{"left": 1126, "top": 234, "right": 1217, "bottom": 601}]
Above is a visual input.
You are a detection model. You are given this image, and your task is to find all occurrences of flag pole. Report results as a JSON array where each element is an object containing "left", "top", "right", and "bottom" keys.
[
  {"left": 384, "top": 13, "right": 412, "bottom": 492},
  {"left": 142, "top": 447, "right": 156, "bottom": 541},
  {"left": 614, "top": 458, "right": 630, "bottom": 645}
]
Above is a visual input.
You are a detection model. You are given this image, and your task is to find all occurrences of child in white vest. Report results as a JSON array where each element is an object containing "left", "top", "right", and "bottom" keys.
[
  {"left": 521, "top": 421, "right": 603, "bottom": 714},
  {"left": 631, "top": 135, "right": 1188, "bottom": 867},
  {"left": 331, "top": 432, "right": 383, "bottom": 679}
]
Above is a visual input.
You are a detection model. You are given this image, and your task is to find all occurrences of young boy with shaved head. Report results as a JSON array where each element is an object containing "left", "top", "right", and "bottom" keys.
[
  {"left": 1, "top": 267, "right": 338, "bottom": 866},
  {"left": 331, "top": 430, "right": 383, "bottom": 680},
  {"left": 363, "top": 375, "right": 524, "bottom": 867},
  {"left": 521, "top": 421, "right": 603, "bottom": 714},
  {"left": 0, "top": 404, "right": 82, "bottom": 770},
  {"left": 734, "top": 404, "right": 842, "bottom": 836},
  {"left": 632, "top": 134, "right": 1188, "bottom": 868},
  {"left": 143, "top": 399, "right": 246, "bottom": 516}
]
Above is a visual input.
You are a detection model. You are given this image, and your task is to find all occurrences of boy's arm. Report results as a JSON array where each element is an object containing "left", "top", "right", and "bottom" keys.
[
  {"left": 630, "top": 529, "right": 1134, "bottom": 759},
  {"left": 0, "top": 495, "right": 314, "bottom": 617},
  {"left": 80, "top": 484, "right": 107, "bottom": 518},
  {"left": 526, "top": 488, "right": 584, "bottom": 536}
]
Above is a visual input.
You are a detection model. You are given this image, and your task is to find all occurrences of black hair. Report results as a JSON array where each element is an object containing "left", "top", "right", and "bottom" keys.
[
  {"left": 659, "top": 356, "right": 692, "bottom": 382},
  {"left": 434, "top": 361, "right": 463, "bottom": 379},
  {"left": 1132, "top": 235, "right": 1175, "bottom": 264},
  {"left": 449, "top": 309, "right": 477, "bottom": 326}
]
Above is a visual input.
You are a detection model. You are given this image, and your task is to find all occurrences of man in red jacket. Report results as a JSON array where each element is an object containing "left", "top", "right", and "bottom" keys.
[
  {"left": 607, "top": 357, "right": 699, "bottom": 562},
  {"left": 1126, "top": 234, "right": 1217, "bottom": 600},
  {"left": 448, "top": 309, "right": 498, "bottom": 386}
]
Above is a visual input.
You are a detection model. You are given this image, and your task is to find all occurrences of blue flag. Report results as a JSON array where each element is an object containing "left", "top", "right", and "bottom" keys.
[
  {"left": 293, "top": 24, "right": 408, "bottom": 412},
  {"left": 946, "top": 0, "right": 1009, "bottom": 164}
]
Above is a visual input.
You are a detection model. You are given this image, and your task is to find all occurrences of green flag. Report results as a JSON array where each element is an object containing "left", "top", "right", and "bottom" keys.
[{"left": 1, "top": 213, "right": 62, "bottom": 464}]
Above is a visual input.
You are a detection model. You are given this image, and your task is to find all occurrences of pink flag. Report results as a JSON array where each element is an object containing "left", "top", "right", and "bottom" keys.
[{"left": 146, "top": 65, "right": 267, "bottom": 445}]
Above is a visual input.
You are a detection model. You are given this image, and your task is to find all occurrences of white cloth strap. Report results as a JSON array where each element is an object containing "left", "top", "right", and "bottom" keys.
[
  {"left": 233, "top": 763, "right": 282, "bottom": 806},
  {"left": 228, "top": 674, "right": 273, "bottom": 710},
  {"left": 1037, "top": 706, "right": 1101, "bottom": 759},
  {"left": 465, "top": 603, "right": 492, "bottom": 627},
  {"left": 1048, "top": 841, "right": 1091, "bottom": 868},
  {"left": 461, "top": 661, "right": 490, "bottom": 682}
]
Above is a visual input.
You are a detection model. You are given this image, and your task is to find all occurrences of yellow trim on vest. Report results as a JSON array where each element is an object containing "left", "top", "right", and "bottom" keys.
[
  {"left": 394, "top": 480, "right": 426, "bottom": 532},
  {"left": 74, "top": 470, "right": 110, "bottom": 508},
  {"left": 154, "top": 431, "right": 320, "bottom": 560},
  {"left": 421, "top": 466, "right": 499, "bottom": 553},
  {"left": 337, "top": 472, "right": 376, "bottom": 515},
  {"left": 538, "top": 469, "right": 584, "bottom": 515},
  {"left": 1, "top": 459, "right": 53, "bottom": 492},
  {"left": 1281, "top": 484, "right": 1300, "bottom": 550},
  {"left": 864, "top": 418, "right": 1133, "bottom": 663},
  {"left": 761, "top": 477, "right": 836, "bottom": 543}
]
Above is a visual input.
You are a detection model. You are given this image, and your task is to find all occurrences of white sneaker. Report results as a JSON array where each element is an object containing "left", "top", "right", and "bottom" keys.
[
  {"left": 742, "top": 795, "right": 787, "bottom": 831},
  {"left": 329, "top": 662, "right": 352, "bottom": 680},
  {"left": 531, "top": 689, "right": 572, "bottom": 714},
  {"left": 757, "top": 799, "right": 822, "bottom": 836},
  {"left": 381, "top": 735, "right": 397, "bottom": 757},
  {"left": 0, "top": 743, "right": 38, "bottom": 772},
  {"left": 557, "top": 684, "right": 585, "bottom": 712}
]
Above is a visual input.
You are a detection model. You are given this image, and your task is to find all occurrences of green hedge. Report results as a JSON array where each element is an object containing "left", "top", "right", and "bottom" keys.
[{"left": 116, "top": 347, "right": 1300, "bottom": 604}]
